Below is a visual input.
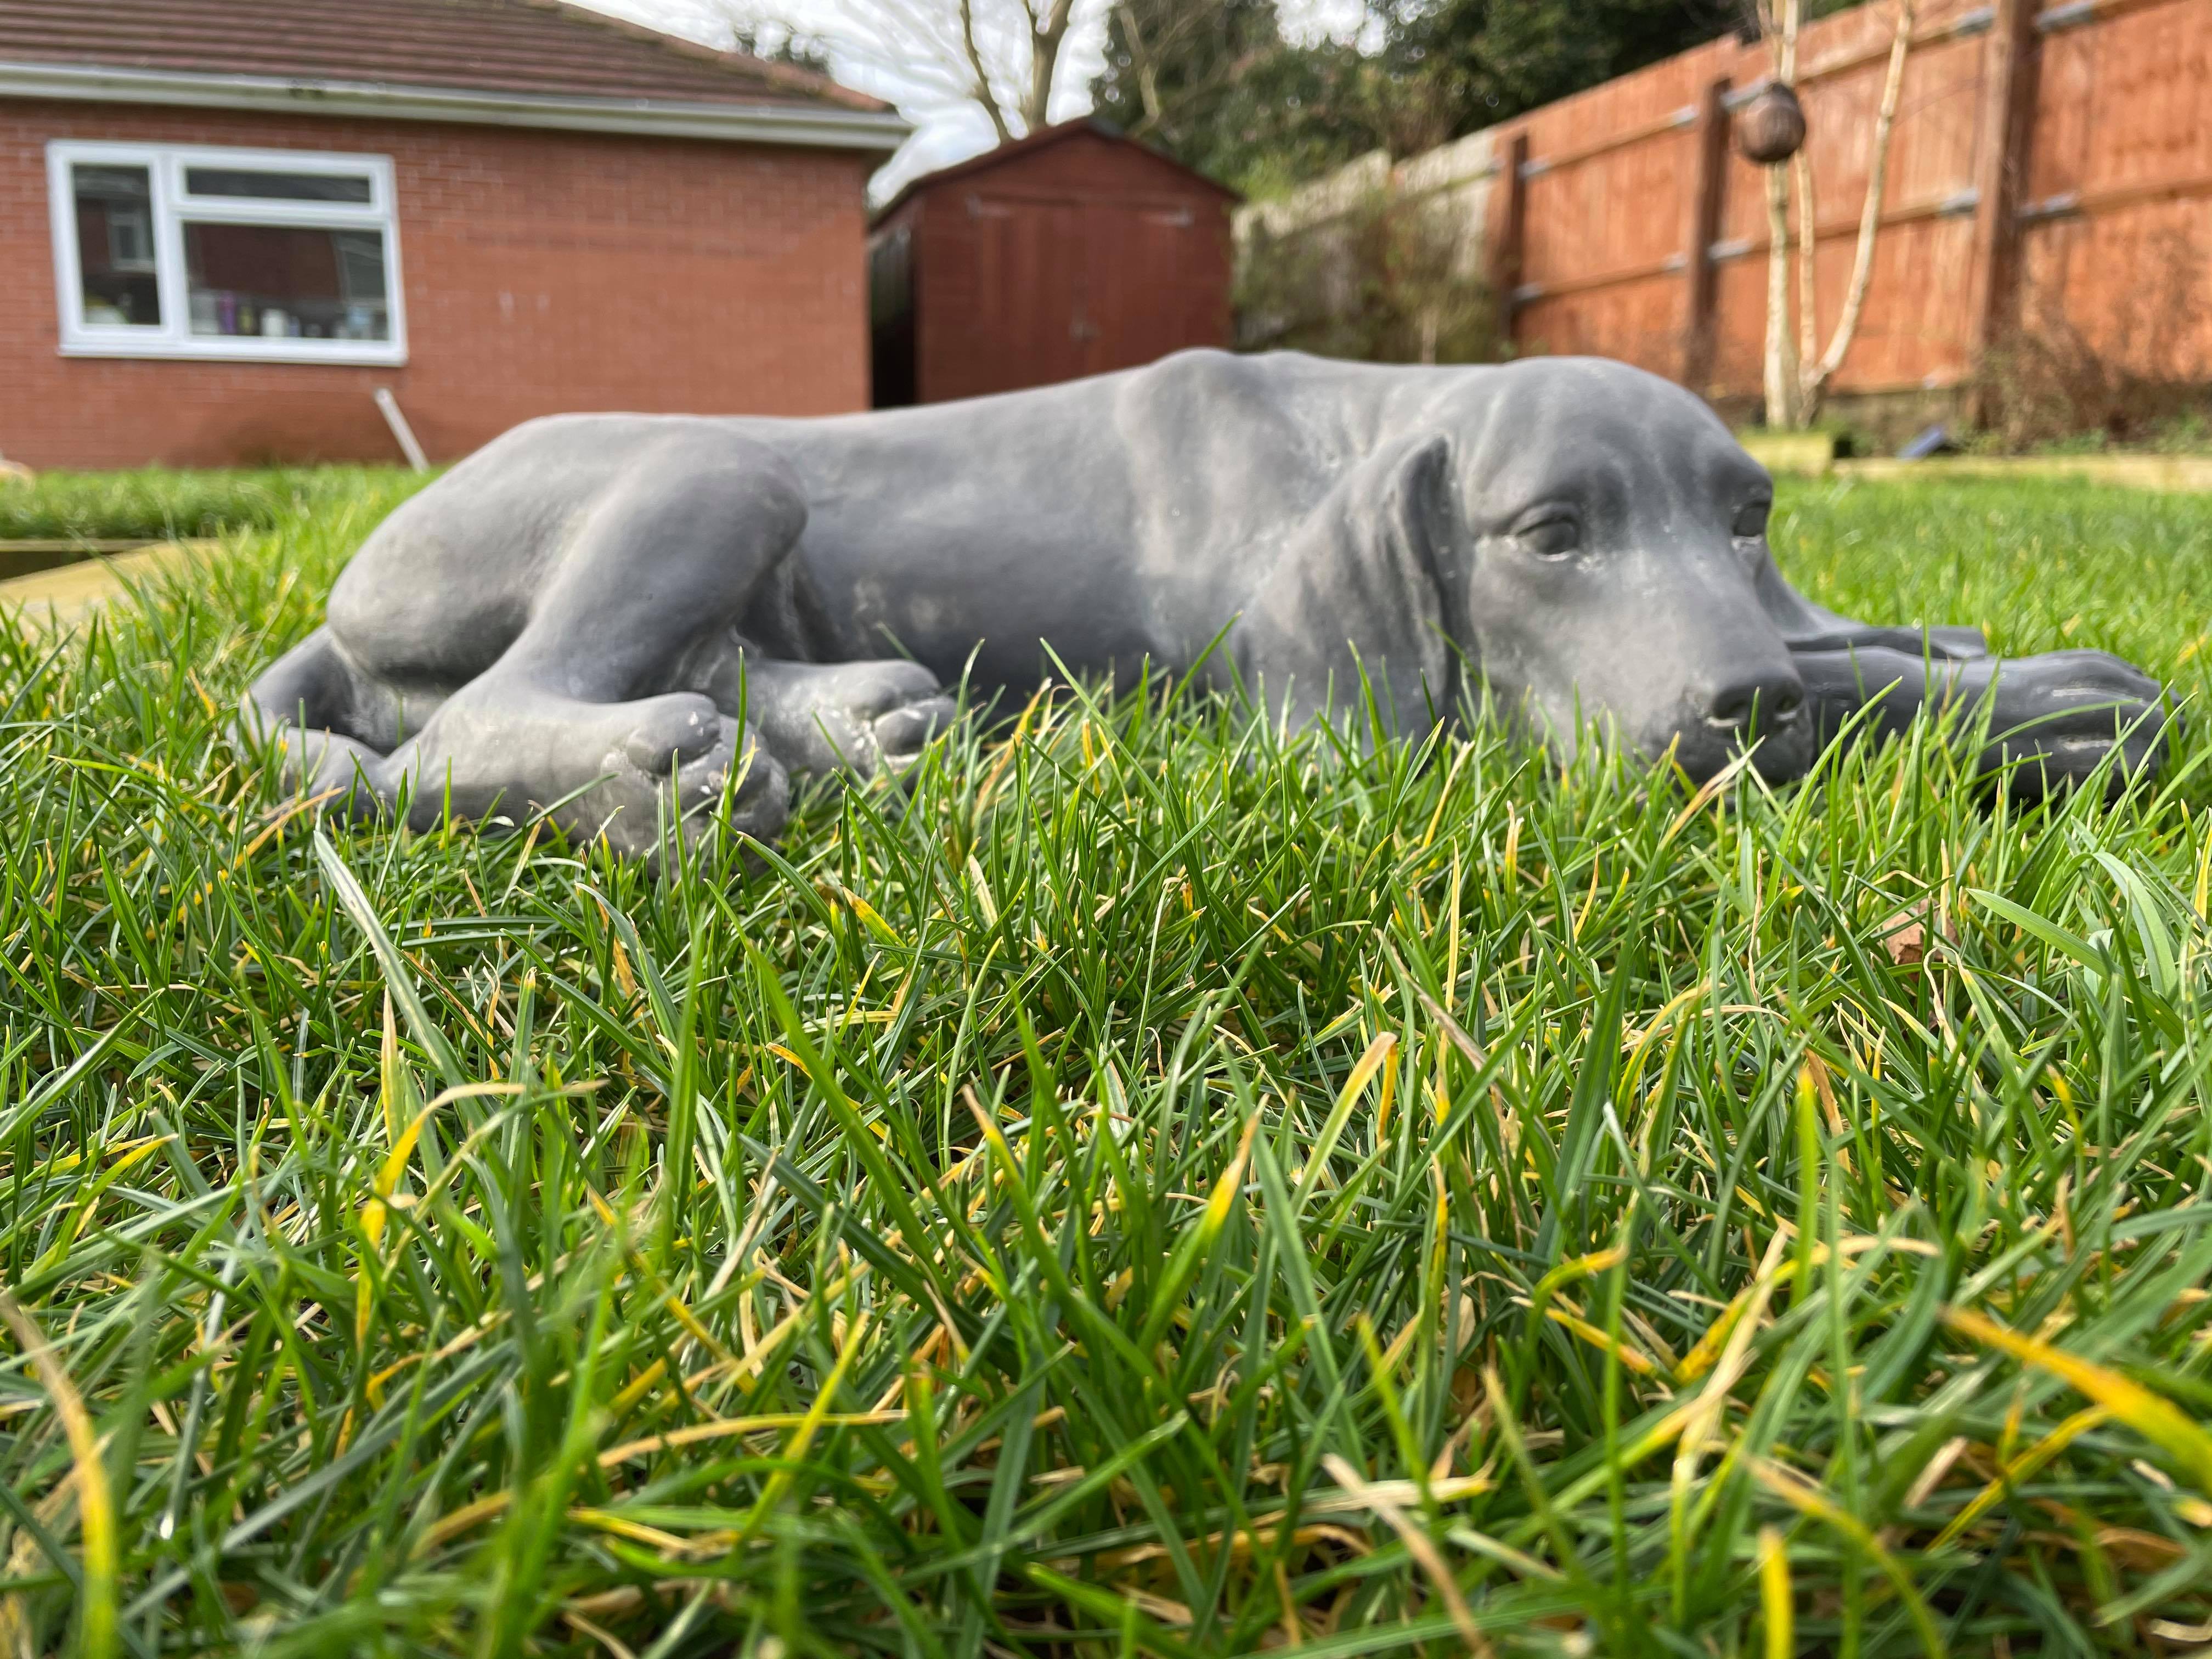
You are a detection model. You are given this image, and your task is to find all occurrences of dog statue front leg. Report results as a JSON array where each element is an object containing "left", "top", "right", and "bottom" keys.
[
  {"left": 1751, "top": 543, "right": 2168, "bottom": 791},
  {"left": 1787, "top": 641, "right": 2169, "bottom": 793}
]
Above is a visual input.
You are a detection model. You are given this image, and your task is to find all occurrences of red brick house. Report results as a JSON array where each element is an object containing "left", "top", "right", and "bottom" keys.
[{"left": 0, "top": 0, "right": 908, "bottom": 469}]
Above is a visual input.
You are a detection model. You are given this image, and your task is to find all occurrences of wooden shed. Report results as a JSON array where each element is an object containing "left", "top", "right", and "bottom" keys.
[{"left": 868, "top": 119, "right": 1238, "bottom": 407}]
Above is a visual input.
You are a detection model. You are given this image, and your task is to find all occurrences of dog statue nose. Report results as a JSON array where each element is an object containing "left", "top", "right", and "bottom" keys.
[{"left": 1704, "top": 673, "right": 1805, "bottom": 733}]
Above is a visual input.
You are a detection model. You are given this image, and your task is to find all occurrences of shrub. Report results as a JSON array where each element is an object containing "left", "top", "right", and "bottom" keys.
[
  {"left": 1975, "top": 227, "right": 2211, "bottom": 453},
  {"left": 1236, "top": 185, "right": 1505, "bottom": 365}
]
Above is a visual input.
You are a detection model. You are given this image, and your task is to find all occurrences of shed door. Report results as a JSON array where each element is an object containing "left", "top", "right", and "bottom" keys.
[
  {"left": 1081, "top": 203, "right": 1204, "bottom": 376},
  {"left": 970, "top": 195, "right": 1091, "bottom": 390},
  {"left": 966, "top": 194, "right": 1211, "bottom": 390}
]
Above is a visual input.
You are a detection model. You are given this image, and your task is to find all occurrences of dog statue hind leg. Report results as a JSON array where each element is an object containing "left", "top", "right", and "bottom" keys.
[{"left": 245, "top": 419, "right": 959, "bottom": 857}]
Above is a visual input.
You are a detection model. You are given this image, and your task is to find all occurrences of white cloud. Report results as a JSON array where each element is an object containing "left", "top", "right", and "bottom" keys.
[{"left": 573, "top": 0, "right": 1373, "bottom": 200}]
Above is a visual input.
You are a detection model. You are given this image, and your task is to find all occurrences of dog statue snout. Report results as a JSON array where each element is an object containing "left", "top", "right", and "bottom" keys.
[{"left": 1703, "top": 672, "right": 1805, "bottom": 734}]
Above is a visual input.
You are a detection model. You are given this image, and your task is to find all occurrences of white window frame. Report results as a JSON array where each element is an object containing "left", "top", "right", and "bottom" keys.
[{"left": 46, "top": 139, "right": 408, "bottom": 366}]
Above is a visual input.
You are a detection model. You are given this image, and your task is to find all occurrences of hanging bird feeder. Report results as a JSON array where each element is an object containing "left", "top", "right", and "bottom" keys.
[{"left": 1735, "top": 81, "right": 1808, "bottom": 165}]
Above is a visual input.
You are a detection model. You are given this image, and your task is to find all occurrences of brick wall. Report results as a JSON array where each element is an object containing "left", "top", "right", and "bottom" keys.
[{"left": 0, "top": 100, "right": 876, "bottom": 468}]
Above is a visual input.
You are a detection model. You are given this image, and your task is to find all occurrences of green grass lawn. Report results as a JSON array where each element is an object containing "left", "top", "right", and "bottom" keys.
[
  {"left": 2, "top": 471, "right": 2211, "bottom": 1657},
  {"left": 0, "top": 468, "right": 404, "bottom": 546}
]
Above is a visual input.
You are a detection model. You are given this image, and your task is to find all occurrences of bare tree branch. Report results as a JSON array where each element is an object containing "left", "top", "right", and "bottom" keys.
[
  {"left": 1104, "top": 4, "right": 1267, "bottom": 143},
  {"left": 1802, "top": 0, "right": 1916, "bottom": 417},
  {"left": 960, "top": 0, "right": 1018, "bottom": 143},
  {"left": 1111, "top": 2, "right": 1164, "bottom": 129},
  {"left": 1023, "top": 0, "right": 1081, "bottom": 132},
  {"left": 1794, "top": 145, "right": 1819, "bottom": 396},
  {"left": 1759, "top": 0, "right": 1918, "bottom": 426},
  {"left": 825, "top": 0, "right": 1009, "bottom": 109},
  {"left": 820, "top": 0, "right": 1100, "bottom": 146}
]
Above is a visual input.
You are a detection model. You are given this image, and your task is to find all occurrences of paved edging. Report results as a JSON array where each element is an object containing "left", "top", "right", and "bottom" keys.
[
  {"left": 1736, "top": 432, "right": 1843, "bottom": 476},
  {"left": 1832, "top": 455, "right": 2212, "bottom": 492},
  {"left": 0, "top": 540, "right": 220, "bottom": 625},
  {"left": 1738, "top": 435, "right": 2212, "bottom": 492},
  {"left": 0, "top": 538, "right": 168, "bottom": 582}
]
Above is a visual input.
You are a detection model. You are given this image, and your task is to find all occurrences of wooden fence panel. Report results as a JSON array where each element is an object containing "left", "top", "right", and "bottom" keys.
[
  {"left": 2030, "top": 16, "right": 2101, "bottom": 201},
  {"left": 1511, "top": 38, "right": 1729, "bottom": 374},
  {"left": 1232, "top": 0, "right": 2211, "bottom": 413},
  {"left": 2019, "top": 0, "right": 2212, "bottom": 380},
  {"left": 2066, "top": 1, "right": 2211, "bottom": 194}
]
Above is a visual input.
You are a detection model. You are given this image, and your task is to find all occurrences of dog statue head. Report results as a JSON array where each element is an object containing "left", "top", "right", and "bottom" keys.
[{"left": 1351, "top": 356, "right": 1814, "bottom": 782}]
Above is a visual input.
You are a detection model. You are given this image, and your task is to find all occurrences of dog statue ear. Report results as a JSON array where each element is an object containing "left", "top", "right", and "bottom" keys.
[{"left": 1228, "top": 435, "right": 1458, "bottom": 733}]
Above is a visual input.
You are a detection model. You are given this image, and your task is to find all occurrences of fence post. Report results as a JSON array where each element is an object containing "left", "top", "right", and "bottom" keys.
[
  {"left": 1489, "top": 131, "right": 1531, "bottom": 351},
  {"left": 1679, "top": 76, "right": 1734, "bottom": 394},
  {"left": 1963, "top": 0, "right": 2041, "bottom": 426}
]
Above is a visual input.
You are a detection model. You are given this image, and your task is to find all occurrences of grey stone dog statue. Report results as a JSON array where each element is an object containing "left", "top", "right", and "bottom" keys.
[{"left": 244, "top": 350, "right": 2166, "bottom": 856}]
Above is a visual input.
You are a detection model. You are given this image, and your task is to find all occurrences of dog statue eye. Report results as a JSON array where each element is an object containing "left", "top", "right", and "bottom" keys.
[
  {"left": 1517, "top": 514, "right": 1581, "bottom": 559},
  {"left": 1733, "top": 500, "right": 1772, "bottom": 540}
]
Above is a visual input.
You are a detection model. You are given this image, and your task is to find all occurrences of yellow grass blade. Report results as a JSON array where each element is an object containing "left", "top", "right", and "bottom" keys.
[
  {"left": 1944, "top": 1308, "right": 2212, "bottom": 1497},
  {"left": 1321, "top": 1454, "right": 1495, "bottom": 1658},
  {"left": 1758, "top": 1527, "right": 1792, "bottom": 1659},
  {"left": 1205, "top": 1113, "right": 1262, "bottom": 1239},
  {"left": 0, "top": 1293, "right": 115, "bottom": 1659},
  {"left": 379, "top": 1082, "right": 526, "bottom": 1197},
  {"left": 1751, "top": 1459, "right": 1944, "bottom": 1658},
  {"left": 1545, "top": 1306, "right": 1664, "bottom": 1376},
  {"left": 415, "top": 1410, "right": 905, "bottom": 1551},
  {"left": 1929, "top": 1405, "right": 2109, "bottom": 1550},
  {"left": 1293, "top": 1032, "right": 1397, "bottom": 1208}
]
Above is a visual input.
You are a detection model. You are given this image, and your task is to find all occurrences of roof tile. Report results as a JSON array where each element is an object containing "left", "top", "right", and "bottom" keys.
[{"left": 0, "top": 0, "right": 886, "bottom": 111}]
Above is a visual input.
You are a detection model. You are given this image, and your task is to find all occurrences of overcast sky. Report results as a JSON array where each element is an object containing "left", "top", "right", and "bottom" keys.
[{"left": 577, "top": 0, "right": 1375, "bottom": 196}]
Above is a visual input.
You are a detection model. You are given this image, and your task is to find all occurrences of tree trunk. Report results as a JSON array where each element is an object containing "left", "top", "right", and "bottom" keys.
[
  {"left": 1760, "top": 0, "right": 1802, "bottom": 429},
  {"left": 1020, "top": 0, "right": 1080, "bottom": 133},
  {"left": 1764, "top": 165, "right": 1799, "bottom": 428}
]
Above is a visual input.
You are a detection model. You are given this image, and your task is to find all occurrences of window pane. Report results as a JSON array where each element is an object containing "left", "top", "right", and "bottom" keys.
[
  {"left": 183, "top": 223, "right": 391, "bottom": 342},
  {"left": 184, "top": 167, "right": 372, "bottom": 204},
  {"left": 72, "top": 163, "right": 162, "bottom": 328}
]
